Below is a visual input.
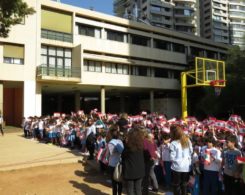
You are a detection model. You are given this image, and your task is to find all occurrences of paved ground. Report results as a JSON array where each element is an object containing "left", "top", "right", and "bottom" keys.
[
  {"left": 0, "top": 126, "right": 82, "bottom": 171},
  {"left": 0, "top": 127, "right": 170, "bottom": 195}
]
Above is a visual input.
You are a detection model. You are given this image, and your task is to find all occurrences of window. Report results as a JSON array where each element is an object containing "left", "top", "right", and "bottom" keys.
[
  {"left": 41, "top": 45, "right": 72, "bottom": 69},
  {"left": 131, "top": 65, "right": 151, "bottom": 77},
  {"left": 3, "top": 44, "right": 24, "bottom": 65},
  {"left": 153, "top": 39, "right": 171, "bottom": 50},
  {"left": 84, "top": 60, "right": 102, "bottom": 72},
  {"left": 131, "top": 34, "right": 150, "bottom": 47},
  {"left": 154, "top": 68, "right": 168, "bottom": 78},
  {"left": 172, "top": 43, "right": 185, "bottom": 53},
  {"left": 105, "top": 63, "right": 129, "bottom": 74},
  {"left": 77, "top": 23, "right": 101, "bottom": 38},
  {"left": 107, "top": 29, "right": 127, "bottom": 42},
  {"left": 151, "top": 5, "right": 161, "bottom": 12}
]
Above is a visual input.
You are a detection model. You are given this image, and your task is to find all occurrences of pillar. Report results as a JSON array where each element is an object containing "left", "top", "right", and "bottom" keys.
[
  {"left": 24, "top": 80, "right": 36, "bottom": 117},
  {"left": 101, "top": 86, "right": 105, "bottom": 114},
  {"left": 74, "top": 91, "right": 80, "bottom": 112},
  {"left": 0, "top": 82, "right": 3, "bottom": 115},
  {"left": 150, "top": 90, "right": 154, "bottom": 113},
  {"left": 35, "top": 82, "right": 42, "bottom": 117}
]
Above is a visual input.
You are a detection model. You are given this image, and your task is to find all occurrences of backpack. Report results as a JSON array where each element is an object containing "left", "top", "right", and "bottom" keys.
[
  {"left": 98, "top": 144, "right": 110, "bottom": 165},
  {"left": 113, "top": 160, "right": 122, "bottom": 182}
]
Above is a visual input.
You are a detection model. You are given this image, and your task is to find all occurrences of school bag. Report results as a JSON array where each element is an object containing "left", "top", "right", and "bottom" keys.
[{"left": 113, "top": 160, "right": 122, "bottom": 182}]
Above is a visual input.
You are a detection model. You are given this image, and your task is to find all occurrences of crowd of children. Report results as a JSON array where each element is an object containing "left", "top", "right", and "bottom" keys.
[{"left": 22, "top": 110, "right": 245, "bottom": 195}]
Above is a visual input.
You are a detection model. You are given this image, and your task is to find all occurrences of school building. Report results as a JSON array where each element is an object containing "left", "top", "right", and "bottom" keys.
[{"left": 0, "top": 0, "right": 229, "bottom": 126}]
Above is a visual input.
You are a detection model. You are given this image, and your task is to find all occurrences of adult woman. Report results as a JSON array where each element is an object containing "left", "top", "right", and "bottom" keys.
[
  {"left": 122, "top": 126, "right": 145, "bottom": 195},
  {"left": 108, "top": 125, "right": 124, "bottom": 195},
  {"left": 170, "top": 125, "right": 193, "bottom": 195}
]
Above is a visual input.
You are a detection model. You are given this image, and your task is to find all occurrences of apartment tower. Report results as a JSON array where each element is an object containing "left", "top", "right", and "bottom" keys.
[{"left": 113, "top": 0, "right": 200, "bottom": 36}]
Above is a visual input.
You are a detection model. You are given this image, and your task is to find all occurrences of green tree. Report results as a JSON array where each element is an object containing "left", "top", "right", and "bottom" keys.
[
  {"left": 0, "top": 0, "right": 35, "bottom": 37},
  {"left": 191, "top": 46, "right": 245, "bottom": 119}
]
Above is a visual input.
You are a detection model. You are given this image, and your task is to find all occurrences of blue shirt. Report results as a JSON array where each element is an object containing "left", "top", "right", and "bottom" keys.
[{"left": 108, "top": 139, "right": 124, "bottom": 167}]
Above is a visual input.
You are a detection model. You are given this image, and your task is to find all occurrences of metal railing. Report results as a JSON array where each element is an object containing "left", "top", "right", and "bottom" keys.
[
  {"left": 37, "top": 65, "right": 80, "bottom": 78},
  {"left": 41, "top": 29, "right": 73, "bottom": 43}
]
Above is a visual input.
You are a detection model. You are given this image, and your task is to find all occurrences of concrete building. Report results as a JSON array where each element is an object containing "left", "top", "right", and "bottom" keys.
[
  {"left": 229, "top": 0, "right": 245, "bottom": 48},
  {"left": 201, "top": 0, "right": 230, "bottom": 44},
  {"left": 0, "top": 0, "right": 228, "bottom": 126},
  {"left": 114, "top": 0, "right": 200, "bottom": 36},
  {"left": 201, "top": 0, "right": 245, "bottom": 48}
]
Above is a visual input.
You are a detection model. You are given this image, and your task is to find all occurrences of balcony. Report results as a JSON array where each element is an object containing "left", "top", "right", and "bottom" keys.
[{"left": 36, "top": 65, "right": 81, "bottom": 82}]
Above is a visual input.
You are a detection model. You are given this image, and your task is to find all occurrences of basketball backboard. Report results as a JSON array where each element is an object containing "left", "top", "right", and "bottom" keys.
[{"left": 195, "top": 57, "right": 225, "bottom": 87}]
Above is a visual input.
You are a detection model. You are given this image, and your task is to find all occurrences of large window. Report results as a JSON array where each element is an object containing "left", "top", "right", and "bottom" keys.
[
  {"left": 3, "top": 44, "right": 24, "bottom": 65},
  {"left": 172, "top": 43, "right": 185, "bottom": 53},
  {"left": 154, "top": 68, "right": 168, "bottom": 78},
  {"left": 84, "top": 60, "right": 102, "bottom": 72},
  {"left": 106, "top": 29, "right": 127, "bottom": 42},
  {"left": 41, "top": 45, "right": 72, "bottom": 69},
  {"left": 131, "top": 34, "right": 150, "bottom": 47},
  {"left": 153, "top": 39, "right": 171, "bottom": 50},
  {"left": 77, "top": 23, "right": 101, "bottom": 38},
  {"left": 131, "top": 66, "right": 151, "bottom": 77},
  {"left": 105, "top": 63, "right": 129, "bottom": 74}
]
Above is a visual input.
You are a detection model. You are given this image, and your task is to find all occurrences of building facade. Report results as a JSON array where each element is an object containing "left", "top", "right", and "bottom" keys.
[
  {"left": 114, "top": 0, "right": 200, "bottom": 36},
  {"left": 0, "top": 0, "right": 228, "bottom": 126},
  {"left": 201, "top": 0, "right": 245, "bottom": 48},
  {"left": 229, "top": 0, "right": 245, "bottom": 48}
]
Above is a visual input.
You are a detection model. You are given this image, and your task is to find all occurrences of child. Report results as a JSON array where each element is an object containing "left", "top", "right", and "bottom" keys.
[
  {"left": 202, "top": 137, "right": 222, "bottom": 195},
  {"left": 160, "top": 133, "right": 171, "bottom": 190},
  {"left": 222, "top": 135, "right": 242, "bottom": 195}
]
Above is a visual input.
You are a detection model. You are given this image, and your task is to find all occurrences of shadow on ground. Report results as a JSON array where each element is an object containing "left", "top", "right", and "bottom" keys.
[{"left": 69, "top": 180, "right": 110, "bottom": 195}]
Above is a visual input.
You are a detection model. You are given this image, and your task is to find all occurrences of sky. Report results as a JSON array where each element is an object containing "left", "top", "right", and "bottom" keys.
[{"left": 61, "top": 0, "right": 114, "bottom": 15}]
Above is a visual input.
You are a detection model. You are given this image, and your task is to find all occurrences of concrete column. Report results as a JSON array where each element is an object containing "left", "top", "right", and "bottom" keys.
[
  {"left": 74, "top": 91, "right": 80, "bottom": 112},
  {"left": 101, "top": 86, "right": 105, "bottom": 114},
  {"left": 57, "top": 95, "right": 62, "bottom": 112},
  {"left": 120, "top": 93, "right": 125, "bottom": 113},
  {"left": 35, "top": 82, "right": 42, "bottom": 117},
  {"left": 24, "top": 80, "right": 36, "bottom": 117},
  {"left": 203, "top": 50, "right": 207, "bottom": 58},
  {"left": 217, "top": 52, "right": 221, "bottom": 60},
  {"left": 0, "top": 82, "right": 3, "bottom": 115},
  {"left": 150, "top": 37, "right": 153, "bottom": 48},
  {"left": 150, "top": 90, "right": 154, "bottom": 113}
]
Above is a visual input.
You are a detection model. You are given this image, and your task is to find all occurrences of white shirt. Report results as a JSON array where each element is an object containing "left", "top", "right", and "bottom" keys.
[
  {"left": 0, "top": 116, "right": 3, "bottom": 124},
  {"left": 203, "top": 146, "right": 222, "bottom": 172}
]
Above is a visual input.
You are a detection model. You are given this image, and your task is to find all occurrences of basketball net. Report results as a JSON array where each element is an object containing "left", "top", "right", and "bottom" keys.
[{"left": 210, "top": 80, "right": 225, "bottom": 96}]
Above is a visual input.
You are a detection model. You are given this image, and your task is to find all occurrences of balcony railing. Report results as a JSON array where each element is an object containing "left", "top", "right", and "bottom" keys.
[
  {"left": 41, "top": 29, "right": 73, "bottom": 43},
  {"left": 37, "top": 65, "right": 80, "bottom": 78}
]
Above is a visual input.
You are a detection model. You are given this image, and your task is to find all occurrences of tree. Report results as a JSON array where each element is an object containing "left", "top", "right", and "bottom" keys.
[
  {"left": 191, "top": 45, "right": 245, "bottom": 119},
  {"left": 0, "top": 0, "right": 35, "bottom": 37}
]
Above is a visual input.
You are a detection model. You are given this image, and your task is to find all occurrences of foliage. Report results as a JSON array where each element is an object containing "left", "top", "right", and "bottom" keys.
[
  {"left": 190, "top": 45, "right": 245, "bottom": 119},
  {"left": 0, "top": 0, "right": 35, "bottom": 37}
]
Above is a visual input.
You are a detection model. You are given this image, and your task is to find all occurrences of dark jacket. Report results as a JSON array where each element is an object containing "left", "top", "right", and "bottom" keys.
[{"left": 122, "top": 146, "right": 145, "bottom": 180}]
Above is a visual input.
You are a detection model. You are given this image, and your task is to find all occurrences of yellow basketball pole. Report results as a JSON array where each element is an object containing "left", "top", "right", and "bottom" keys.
[{"left": 181, "top": 72, "right": 188, "bottom": 119}]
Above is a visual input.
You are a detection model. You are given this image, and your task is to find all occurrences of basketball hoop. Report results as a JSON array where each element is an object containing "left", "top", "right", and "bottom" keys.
[{"left": 210, "top": 80, "right": 225, "bottom": 96}]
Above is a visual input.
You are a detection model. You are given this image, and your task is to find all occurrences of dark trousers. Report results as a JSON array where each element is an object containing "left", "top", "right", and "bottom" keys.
[
  {"left": 86, "top": 140, "right": 95, "bottom": 159},
  {"left": 109, "top": 166, "right": 122, "bottom": 195},
  {"left": 163, "top": 161, "right": 172, "bottom": 187},
  {"left": 142, "top": 160, "right": 152, "bottom": 195},
  {"left": 0, "top": 124, "right": 4, "bottom": 136},
  {"left": 203, "top": 170, "right": 219, "bottom": 195},
  {"left": 223, "top": 174, "right": 240, "bottom": 195},
  {"left": 125, "top": 178, "right": 142, "bottom": 195},
  {"left": 172, "top": 170, "right": 189, "bottom": 195}
]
